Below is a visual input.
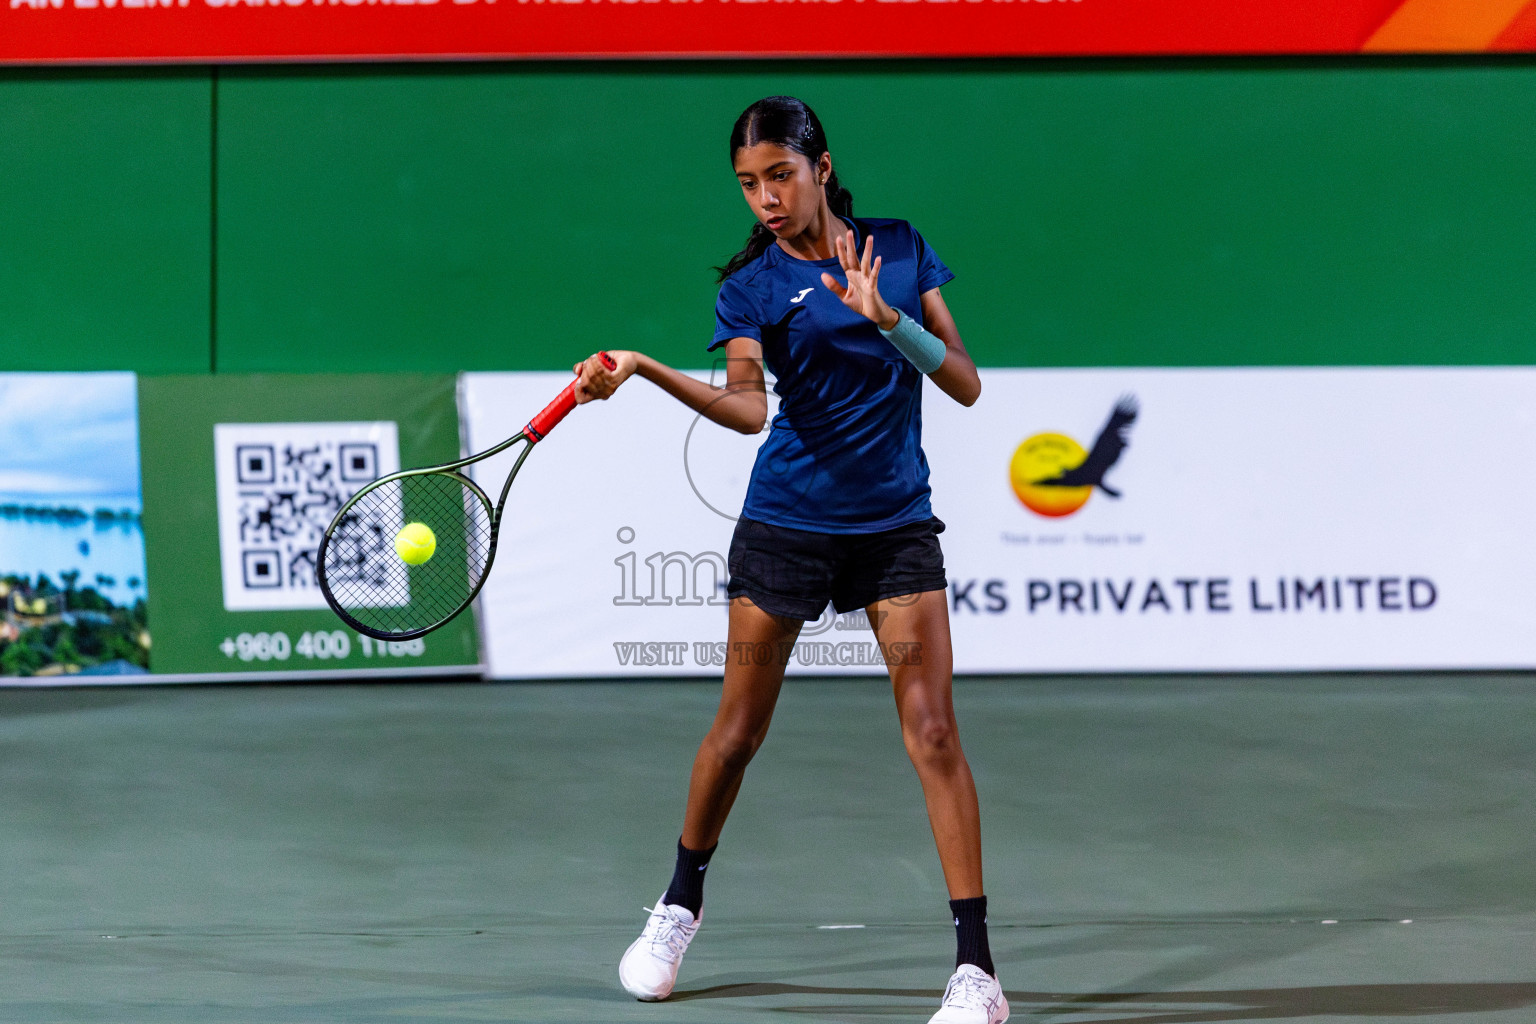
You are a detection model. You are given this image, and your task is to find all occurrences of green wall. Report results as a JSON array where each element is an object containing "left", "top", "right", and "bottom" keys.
[
  {"left": 4, "top": 61, "right": 1535, "bottom": 372},
  {"left": 0, "top": 69, "right": 211, "bottom": 373}
]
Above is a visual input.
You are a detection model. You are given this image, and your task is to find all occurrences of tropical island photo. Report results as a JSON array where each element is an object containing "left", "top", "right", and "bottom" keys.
[{"left": 0, "top": 374, "right": 150, "bottom": 679}]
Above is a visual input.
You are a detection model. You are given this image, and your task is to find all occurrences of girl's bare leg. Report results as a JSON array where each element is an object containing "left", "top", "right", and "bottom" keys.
[
  {"left": 679, "top": 597, "right": 803, "bottom": 849},
  {"left": 868, "top": 590, "right": 983, "bottom": 899}
]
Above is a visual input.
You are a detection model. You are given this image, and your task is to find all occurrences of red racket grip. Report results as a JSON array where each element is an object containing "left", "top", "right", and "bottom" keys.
[{"left": 524, "top": 351, "right": 617, "bottom": 443}]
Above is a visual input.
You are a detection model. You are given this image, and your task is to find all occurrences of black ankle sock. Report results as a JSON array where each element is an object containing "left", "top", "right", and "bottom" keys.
[
  {"left": 949, "top": 896, "right": 994, "bottom": 976},
  {"left": 661, "top": 838, "right": 716, "bottom": 916}
]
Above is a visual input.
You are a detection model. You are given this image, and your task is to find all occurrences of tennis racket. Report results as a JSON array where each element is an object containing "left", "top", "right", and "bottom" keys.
[{"left": 316, "top": 352, "right": 615, "bottom": 641}]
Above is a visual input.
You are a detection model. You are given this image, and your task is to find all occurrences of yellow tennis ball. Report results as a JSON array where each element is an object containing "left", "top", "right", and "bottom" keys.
[{"left": 394, "top": 522, "right": 436, "bottom": 565}]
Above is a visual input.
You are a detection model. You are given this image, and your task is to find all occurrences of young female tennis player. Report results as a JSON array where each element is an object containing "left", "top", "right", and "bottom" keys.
[{"left": 573, "top": 95, "right": 1005, "bottom": 1024}]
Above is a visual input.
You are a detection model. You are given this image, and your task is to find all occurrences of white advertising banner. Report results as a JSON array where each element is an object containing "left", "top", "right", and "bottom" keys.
[{"left": 463, "top": 367, "right": 1536, "bottom": 677}]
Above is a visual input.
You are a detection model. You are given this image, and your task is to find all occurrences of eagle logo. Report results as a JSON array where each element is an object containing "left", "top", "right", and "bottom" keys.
[{"left": 1009, "top": 395, "right": 1139, "bottom": 517}]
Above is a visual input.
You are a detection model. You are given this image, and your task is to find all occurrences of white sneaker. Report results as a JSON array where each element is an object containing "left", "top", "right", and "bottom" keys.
[
  {"left": 928, "top": 964, "right": 1009, "bottom": 1024},
  {"left": 618, "top": 896, "right": 700, "bottom": 1001}
]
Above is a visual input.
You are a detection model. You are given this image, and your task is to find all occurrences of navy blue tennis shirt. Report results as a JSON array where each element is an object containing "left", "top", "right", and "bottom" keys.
[{"left": 710, "top": 217, "right": 954, "bottom": 533}]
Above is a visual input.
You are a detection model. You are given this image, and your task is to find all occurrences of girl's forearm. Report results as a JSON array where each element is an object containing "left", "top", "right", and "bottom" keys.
[
  {"left": 634, "top": 353, "right": 768, "bottom": 435},
  {"left": 928, "top": 350, "right": 982, "bottom": 407}
]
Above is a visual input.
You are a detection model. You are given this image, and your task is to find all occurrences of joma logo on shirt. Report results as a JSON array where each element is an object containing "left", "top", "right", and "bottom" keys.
[{"left": 790, "top": 288, "right": 814, "bottom": 304}]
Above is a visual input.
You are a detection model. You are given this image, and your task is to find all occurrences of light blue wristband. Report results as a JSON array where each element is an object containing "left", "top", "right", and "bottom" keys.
[{"left": 878, "top": 309, "right": 946, "bottom": 374}]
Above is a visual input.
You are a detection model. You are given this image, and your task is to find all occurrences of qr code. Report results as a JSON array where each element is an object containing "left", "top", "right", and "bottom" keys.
[{"left": 214, "top": 422, "right": 402, "bottom": 611}]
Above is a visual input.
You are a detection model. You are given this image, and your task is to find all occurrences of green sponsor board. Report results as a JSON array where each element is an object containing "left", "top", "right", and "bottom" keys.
[{"left": 139, "top": 373, "right": 479, "bottom": 677}]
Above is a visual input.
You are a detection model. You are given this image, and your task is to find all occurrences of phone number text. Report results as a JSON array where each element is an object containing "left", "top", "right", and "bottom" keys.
[{"left": 217, "top": 630, "right": 426, "bottom": 663}]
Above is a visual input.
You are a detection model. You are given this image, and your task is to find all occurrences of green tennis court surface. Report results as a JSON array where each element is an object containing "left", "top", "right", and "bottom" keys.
[{"left": 0, "top": 675, "right": 1532, "bottom": 1022}]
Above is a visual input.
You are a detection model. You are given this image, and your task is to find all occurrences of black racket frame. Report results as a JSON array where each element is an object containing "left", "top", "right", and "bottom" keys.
[{"left": 315, "top": 431, "right": 535, "bottom": 642}]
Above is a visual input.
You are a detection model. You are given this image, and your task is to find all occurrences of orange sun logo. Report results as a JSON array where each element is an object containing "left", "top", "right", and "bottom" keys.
[
  {"left": 1009, "top": 396, "right": 1140, "bottom": 518},
  {"left": 1010, "top": 433, "right": 1093, "bottom": 517}
]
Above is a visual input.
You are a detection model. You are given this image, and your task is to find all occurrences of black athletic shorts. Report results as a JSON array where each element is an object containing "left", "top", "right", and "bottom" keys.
[{"left": 726, "top": 515, "right": 948, "bottom": 621}]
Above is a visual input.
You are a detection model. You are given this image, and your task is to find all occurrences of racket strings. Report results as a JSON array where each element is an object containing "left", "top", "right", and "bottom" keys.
[{"left": 322, "top": 472, "right": 494, "bottom": 638}]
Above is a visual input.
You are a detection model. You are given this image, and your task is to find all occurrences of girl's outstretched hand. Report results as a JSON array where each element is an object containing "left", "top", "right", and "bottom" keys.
[
  {"left": 574, "top": 350, "right": 638, "bottom": 403},
  {"left": 820, "top": 231, "right": 898, "bottom": 330}
]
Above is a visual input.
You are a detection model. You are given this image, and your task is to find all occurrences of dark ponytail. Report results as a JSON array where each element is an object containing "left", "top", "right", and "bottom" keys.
[
  {"left": 717, "top": 223, "right": 776, "bottom": 286},
  {"left": 715, "top": 96, "right": 853, "bottom": 283}
]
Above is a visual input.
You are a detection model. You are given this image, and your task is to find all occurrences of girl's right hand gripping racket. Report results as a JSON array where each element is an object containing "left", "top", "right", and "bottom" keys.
[{"left": 316, "top": 353, "right": 615, "bottom": 641}]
